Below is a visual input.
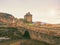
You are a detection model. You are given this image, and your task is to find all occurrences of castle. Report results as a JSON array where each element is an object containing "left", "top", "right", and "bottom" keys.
[
  {"left": 19, "top": 12, "right": 32, "bottom": 23},
  {"left": 24, "top": 12, "right": 32, "bottom": 23}
]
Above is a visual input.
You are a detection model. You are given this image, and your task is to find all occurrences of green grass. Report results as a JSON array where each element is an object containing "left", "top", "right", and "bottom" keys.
[{"left": 25, "top": 23, "right": 34, "bottom": 26}]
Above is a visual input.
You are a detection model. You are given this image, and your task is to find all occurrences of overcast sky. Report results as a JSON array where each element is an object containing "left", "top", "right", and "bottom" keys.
[{"left": 0, "top": 0, "right": 60, "bottom": 24}]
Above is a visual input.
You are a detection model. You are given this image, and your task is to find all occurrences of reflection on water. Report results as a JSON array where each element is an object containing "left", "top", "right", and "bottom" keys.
[
  {"left": 0, "top": 37, "right": 10, "bottom": 39},
  {"left": 0, "top": 37, "right": 10, "bottom": 42}
]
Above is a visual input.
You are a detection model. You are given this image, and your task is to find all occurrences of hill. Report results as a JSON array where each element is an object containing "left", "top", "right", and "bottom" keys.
[
  {"left": 0, "top": 12, "right": 15, "bottom": 23},
  {"left": 0, "top": 12, "right": 17, "bottom": 27}
]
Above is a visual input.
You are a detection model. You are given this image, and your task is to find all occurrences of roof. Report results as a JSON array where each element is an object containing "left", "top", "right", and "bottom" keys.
[{"left": 24, "top": 12, "right": 32, "bottom": 16}]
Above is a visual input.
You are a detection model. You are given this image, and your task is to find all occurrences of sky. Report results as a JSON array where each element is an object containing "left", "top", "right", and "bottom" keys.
[{"left": 0, "top": 0, "right": 60, "bottom": 24}]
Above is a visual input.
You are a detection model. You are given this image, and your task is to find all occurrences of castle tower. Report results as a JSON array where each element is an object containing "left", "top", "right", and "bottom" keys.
[{"left": 24, "top": 12, "right": 32, "bottom": 23}]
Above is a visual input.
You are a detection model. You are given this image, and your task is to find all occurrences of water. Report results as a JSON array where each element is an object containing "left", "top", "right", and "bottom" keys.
[{"left": 0, "top": 38, "right": 51, "bottom": 45}]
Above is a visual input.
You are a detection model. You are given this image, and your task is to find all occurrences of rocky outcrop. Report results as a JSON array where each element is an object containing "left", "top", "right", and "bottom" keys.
[
  {"left": 0, "top": 12, "right": 15, "bottom": 23},
  {"left": 0, "top": 12, "right": 17, "bottom": 27}
]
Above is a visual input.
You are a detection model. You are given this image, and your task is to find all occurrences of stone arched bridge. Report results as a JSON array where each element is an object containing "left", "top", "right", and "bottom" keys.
[
  {"left": 0, "top": 23, "right": 60, "bottom": 45},
  {"left": 16, "top": 23, "right": 60, "bottom": 45}
]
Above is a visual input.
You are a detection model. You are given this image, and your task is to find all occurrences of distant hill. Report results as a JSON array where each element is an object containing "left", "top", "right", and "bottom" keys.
[
  {"left": 0, "top": 12, "right": 15, "bottom": 24},
  {"left": 0, "top": 12, "right": 14, "bottom": 19}
]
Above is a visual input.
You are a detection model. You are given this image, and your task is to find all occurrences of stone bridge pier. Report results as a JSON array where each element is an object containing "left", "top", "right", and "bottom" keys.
[{"left": 17, "top": 27, "right": 60, "bottom": 45}]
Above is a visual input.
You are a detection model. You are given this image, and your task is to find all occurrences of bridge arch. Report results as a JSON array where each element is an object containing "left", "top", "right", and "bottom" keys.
[{"left": 23, "top": 31, "right": 31, "bottom": 39}]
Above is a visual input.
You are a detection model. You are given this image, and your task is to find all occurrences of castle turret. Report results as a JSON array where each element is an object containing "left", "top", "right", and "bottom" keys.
[{"left": 24, "top": 12, "right": 32, "bottom": 23}]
